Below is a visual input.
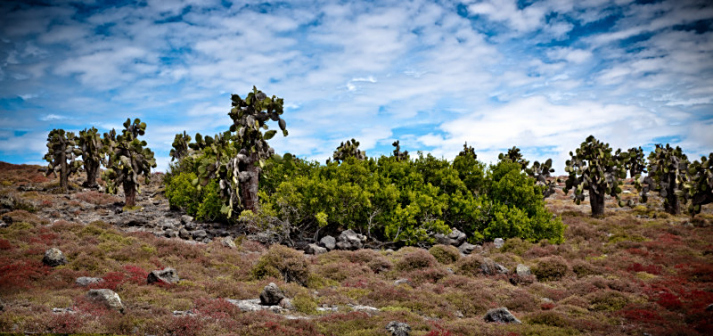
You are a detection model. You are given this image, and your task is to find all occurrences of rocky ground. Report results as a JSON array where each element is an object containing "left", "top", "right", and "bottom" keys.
[{"left": 1, "top": 162, "right": 712, "bottom": 336}]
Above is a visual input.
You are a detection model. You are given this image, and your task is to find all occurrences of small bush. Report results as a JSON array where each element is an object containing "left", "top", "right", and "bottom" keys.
[
  {"left": 429, "top": 244, "right": 461, "bottom": 264},
  {"left": 395, "top": 249, "right": 437, "bottom": 271},
  {"left": 500, "top": 237, "right": 533, "bottom": 256},
  {"left": 252, "top": 244, "right": 310, "bottom": 285},
  {"left": 586, "top": 290, "right": 630, "bottom": 312},
  {"left": 533, "top": 256, "right": 570, "bottom": 281},
  {"left": 454, "top": 255, "right": 489, "bottom": 277},
  {"left": 571, "top": 260, "right": 600, "bottom": 278},
  {"left": 527, "top": 311, "right": 569, "bottom": 327}
]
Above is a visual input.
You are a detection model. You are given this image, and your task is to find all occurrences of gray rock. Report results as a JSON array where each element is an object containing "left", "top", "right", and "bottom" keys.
[
  {"left": 447, "top": 228, "right": 467, "bottom": 246},
  {"left": 386, "top": 321, "right": 411, "bottom": 336},
  {"left": 226, "top": 298, "right": 284, "bottom": 313},
  {"left": 349, "top": 304, "right": 380, "bottom": 315},
  {"left": 394, "top": 278, "right": 412, "bottom": 286},
  {"left": 117, "top": 213, "right": 148, "bottom": 227},
  {"left": 279, "top": 298, "right": 295, "bottom": 310},
  {"left": 493, "top": 238, "right": 505, "bottom": 249},
  {"left": 180, "top": 215, "right": 194, "bottom": 225},
  {"left": 86, "top": 289, "right": 124, "bottom": 313},
  {"left": 305, "top": 243, "right": 327, "bottom": 255},
  {"left": 164, "top": 229, "right": 177, "bottom": 238},
  {"left": 191, "top": 229, "right": 207, "bottom": 239},
  {"left": 336, "top": 230, "right": 365, "bottom": 250},
  {"left": 178, "top": 228, "right": 190, "bottom": 239},
  {"left": 76, "top": 277, "right": 103, "bottom": 286},
  {"left": 172, "top": 310, "right": 196, "bottom": 316},
  {"left": 221, "top": 236, "right": 236, "bottom": 249},
  {"left": 516, "top": 264, "right": 531, "bottom": 277},
  {"left": 42, "top": 248, "right": 67, "bottom": 267},
  {"left": 484, "top": 307, "right": 521, "bottom": 324},
  {"left": 458, "top": 242, "right": 478, "bottom": 255},
  {"left": 706, "top": 304, "right": 713, "bottom": 311},
  {"left": 52, "top": 307, "right": 75, "bottom": 314},
  {"left": 495, "top": 263, "right": 509, "bottom": 274},
  {"left": 147, "top": 268, "right": 179, "bottom": 285},
  {"left": 161, "top": 219, "right": 178, "bottom": 230},
  {"left": 320, "top": 235, "right": 336, "bottom": 250},
  {"left": 260, "top": 282, "right": 285, "bottom": 306},
  {"left": 317, "top": 305, "right": 338, "bottom": 312},
  {"left": 202, "top": 237, "right": 211, "bottom": 244}
]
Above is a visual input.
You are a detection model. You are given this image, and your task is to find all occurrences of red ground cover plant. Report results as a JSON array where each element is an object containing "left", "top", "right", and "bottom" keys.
[
  {"left": 97, "top": 264, "right": 149, "bottom": 290},
  {"left": 0, "top": 258, "right": 50, "bottom": 293},
  {"left": 47, "top": 312, "right": 84, "bottom": 333},
  {"left": 0, "top": 238, "right": 12, "bottom": 250},
  {"left": 627, "top": 263, "right": 662, "bottom": 275}
]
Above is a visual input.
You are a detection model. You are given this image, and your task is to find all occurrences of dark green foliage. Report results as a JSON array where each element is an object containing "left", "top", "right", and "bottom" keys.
[
  {"left": 563, "top": 135, "right": 626, "bottom": 217},
  {"left": 678, "top": 153, "right": 713, "bottom": 216},
  {"left": 498, "top": 146, "right": 529, "bottom": 170},
  {"left": 76, "top": 127, "right": 105, "bottom": 188},
  {"left": 252, "top": 244, "right": 309, "bottom": 285},
  {"left": 102, "top": 118, "right": 156, "bottom": 207},
  {"left": 636, "top": 144, "right": 688, "bottom": 215},
  {"left": 428, "top": 244, "right": 460, "bottom": 264},
  {"left": 329, "top": 138, "right": 366, "bottom": 164},
  {"left": 43, "top": 129, "right": 82, "bottom": 193},
  {"left": 165, "top": 172, "right": 201, "bottom": 215},
  {"left": 170, "top": 131, "right": 191, "bottom": 162}
]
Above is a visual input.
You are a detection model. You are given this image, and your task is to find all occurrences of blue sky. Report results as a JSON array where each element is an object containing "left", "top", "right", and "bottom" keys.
[{"left": 1, "top": 0, "right": 712, "bottom": 173}]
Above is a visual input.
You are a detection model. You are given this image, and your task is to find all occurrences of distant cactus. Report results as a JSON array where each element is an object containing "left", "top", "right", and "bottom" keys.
[
  {"left": 170, "top": 131, "right": 191, "bottom": 162},
  {"left": 621, "top": 147, "right": 646, "bottom": 178},
  {"left": 43, "top": 129, "right": 82, "bottom": 193},
  {"left": 458, "top": 142, "right": 477, "bottom": 160},
  {"left": 76, "top": 127, "right": 106, "bottom": 188},
  {"left": 102, "top": 118, "right": 156, "bottom": 208},
  {"left": 498, "top": 146, "right": 529, "bottom": 170},
  {"left": 392, "top": 140, "right": 409, "bottom": 161},
  {"left": 330, "top": 138, "right": 366, "bottom": 164},
  {"left": 526, "top": 159, "right": 556, "bottom": 199},
  {"left": 678, "top": 153, "right": 713, "bottom": 216},
  {"left": 636, "top": 144, "right": 688, "bottom": 215},
  {"left": 563, "top": 135, "right": 626, "bottom": 217}
]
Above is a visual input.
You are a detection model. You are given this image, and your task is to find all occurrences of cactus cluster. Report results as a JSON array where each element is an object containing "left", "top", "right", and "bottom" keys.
[
  {"left": 458, "top": 142, "right": 477, "bottom": 159},
  {"left": 619, "top": 147, "right": 646, "bottom": 179},
  {"left": 76, "top": 127, "right": 106, "bottom": 188},
  {"left": 43, "top": 129, "right": 82, "bottom": 193},
  {"left": 330, "top": 138, "right": 366, "bottom": 164},
  {"left": 635, "top": 144, "right": 688, "bottom": 215},
  {"left": 677, "top": 153, "right": 712, "bottom": 215},
  {"left": 102, "top": 118, "right": 157, "bottom": 207},
  {"left": 170, "top": 131, "right": 191, "bottom": 162},
  {"left": 498, "top": 146, "right": 529, "bottom": 170},
  {"left": 563, "top": 135, "right": 626, "bottom": 217},
  {"left": 392, "top": 140, "right": 409, "bottom": 161},
  {"left": 526, "top": 159, "right": 556, "bottom": 199}
]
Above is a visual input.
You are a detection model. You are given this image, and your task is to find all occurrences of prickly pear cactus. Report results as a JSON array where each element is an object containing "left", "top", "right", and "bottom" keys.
[
  {"left": 392, "top": 140, "right": 409, "bottom": 161},
  {"left": 563, "top": 135, "right": 626, "bottom": 217},
  {"left": 170, "top": 131, "right": 191, "bottom": 162},
  {"left": 43, "top": 129, "right": 82, "bottom": 193},
  {"left": 498, "top": 146, "right": 529, "bottom": 170},
  {"left": 636, "top": 144, "right": 688, "bottom": 215},
  {"left": 526, "top": 159, "right": 556, "bottom": 199},
  {"left": 102, "top": 118, "right": 156, "bottom": 208},
  {"left": 330, "top": 138, "right": 366, "bottom": 164},
  {"left": 458, "top": 142, "right": 477, "bottom": 159},
  {"left": 622, "top": 147, "right": 646, "bottom": 179},
  {"left": 76, "top": 127, "right": 105, "bottom": 188},
  {"left": 678, "top": 153, "right": 713, "bottom": 215}
]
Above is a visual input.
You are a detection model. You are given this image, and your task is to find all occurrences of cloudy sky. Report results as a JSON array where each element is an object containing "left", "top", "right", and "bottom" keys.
[{"left": 1, "top": 0, "right": 712, "bottom": 172}]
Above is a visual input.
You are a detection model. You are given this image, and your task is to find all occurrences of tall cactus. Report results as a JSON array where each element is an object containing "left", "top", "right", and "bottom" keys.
[
  {"left": 563, "top": 135, "right": 626, "bottom": 217},
  {"left": 392, "top": 140, "right": 409, "bottom": 161},
  {"left": 635, "top": 144, "right": 688, "bottom": 215},
  {"left": 76, "top": 127, "right": 105, "bottom": 188},
  {"left": 43, "top": 129, "right": 82, "bottom": 193},
  {"left": 330, "top": 138, "right": 366, "bottom": 164},
  {"left": 498, "top": 146, "right": 529, "bottom": 170},
  {"left": 678, "top": 153, "right": 713, "bottom": 216},
  {"left": 526, "top": 159, "right": 556, "bottom": 199},
  {"left": 102, "top": 118, "right": 156, "bottom": 208},
  {"left": 170, "top": 131, "right": 191, "bottom": 162},
  {"left": 620, "top": 147, "right": 646, "bottom": 179}
]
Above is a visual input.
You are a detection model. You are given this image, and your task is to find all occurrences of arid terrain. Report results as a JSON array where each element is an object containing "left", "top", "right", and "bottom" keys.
[{"left": 1, "top": 161, "right": 712, "bottom": 336}]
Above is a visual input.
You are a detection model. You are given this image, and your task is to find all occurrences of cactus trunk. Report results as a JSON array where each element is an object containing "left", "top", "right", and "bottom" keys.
[
  {"left": 59, "top": 154, "right": 69, "bottom": 193},
  {"left": 240, "top": 152, "right": 261, "bottom": 212},
  {"left": 124, "top": 181, "right": 137, "bottom": 208},
  {"left": 663, "top": 175, "right": 681, "bottom": 215},
  {"left": 589, "top": 186, "right": 605, "bottom": 217},
  {"left": 83, "top": 162, "right": 100, "bottom": 188}
]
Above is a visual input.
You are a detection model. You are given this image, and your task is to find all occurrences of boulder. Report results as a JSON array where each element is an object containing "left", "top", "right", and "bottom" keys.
[
  {"left": 42, "top": 248, "right": 67, "bottom": 267},
  {"left": 191, "top": 230, "right": 207, "bottom": 239},
  {"left": 305, "top": 243, "right": 327, "bottom": 255},
  {"left": 336, "top": 230, "right": 365, "bottom": 250},
  {"left": 221, "top": 236, "right": 236, "bottom": 249},
  {"left": 180, "top": 215, "right": 194, "bottom": 225},
  {"left": 493, "top": 238, "right": 505, "bottom": 249},
  {"left": 385, "top": 321, "right": 411, "bottom": 336},
  {"left": 164, "top": 229, "right": 177, "bottom": 238},
  {"left": 516, "top": 264, "right": 531, "bottom": 277},
  {"left": 484, "top": 307, "right": 521, "bottom": 324},
  {"left": 76, "top": 277, "right": 104, "bottom": 287},
  {"left": 458, "top": 242, "right": 479, "bottom": 255},
  {"left": 435, "top": 228, "right": 467, "bottom": 246},
  {"left": 86, "top": 289, "right": 124, "bottom": 313},
  {"left": 349, "top": 304, "right": 380, "bottom": 315},
  {"left": 147, "top": 268, "right": 180, "bottom": 285},
  {"left": 178, "top": 228, "right": 190, "bottom": 240},
  {"left": 226, "top": 298, "right": 283, "bottom": 313},
  {"left": 259, "top": 282, "right": 285, "bottom": 306},
  {"left": 161, "top": 219, "right": 178, "bottom": 230},
  {"left": 320, "top": 235, "right": 336, "bottom": 250},
  {"left": 394, "top": 278, "right": 412, "bottom": 287},
  {"left": 279, "top": 298, "right": 295, "bottom": 310},
  {"left": 495, "top": 263, "right": 509, "bottom": 274}
]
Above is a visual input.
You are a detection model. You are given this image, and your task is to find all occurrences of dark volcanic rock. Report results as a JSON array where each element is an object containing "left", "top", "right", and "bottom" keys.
[
  {"left": 484, "top": 307, "right": 521, "bottom": 324},
  {"left": 42, "top": 248, "right": 67, "bottom": 267},
  {"left": 147, "top": 268, "right": 179, "bottom": 285},
  {"left": 385, "top": 321, "right": 411, "bottom": 336},
  {"left": 336, "top": 230, "right": 365, "bottom": 250},
  {"left": 259, "top": 282, "right": 285, "bottom": 306}
]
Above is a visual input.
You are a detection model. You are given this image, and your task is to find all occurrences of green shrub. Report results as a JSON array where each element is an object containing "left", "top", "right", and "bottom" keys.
[
  {"left": 526, "top": 311, "right": 570, "bottom": 327},
  {"left": 571, "top": 260, "right": 600, "bottom": 278},
  {"left": 533, "top": 256, "right": 570, "bottom": 281},
  {"left": 165, "top": 172, "right": 200, "bottom": 215},
  {"left": 586, "top": 290, "right": 629, "bottom": 312},
  {"left": 252, "top": 244, "right": 310, "bottom": 285},
  {"left": 454, "top": 255, "right": 488, "bottom": 277},
  {"left": 500, "top": 237, "right": 533, "bottom": 256},
  {"left": 293, "top": 292, "right": 317, "bottom": 314},
  {"left": 395, "top": 249, "right": 437, "bottom": 271},
  {"left": 195, "top": 179, "right": 223, "bottom": 221},
  {"left": 428, "top": 244, "right": 461, "bottom": 264}
]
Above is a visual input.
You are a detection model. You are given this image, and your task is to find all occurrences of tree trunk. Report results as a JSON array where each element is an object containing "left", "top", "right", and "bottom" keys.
[
  {"left": 663, "top": 173, "right": 680, "bottom": 215},
  {"left": 124, "top": 181, "right": 137, "bottom": 208},
  {"left": 240, "top": 152, "right": 261, "bottom": 213},
  {"left": 589, "top": 185, "right": 605, "bottom": 217},
  {"left": 83, "top": 162, "right": 99, "bottom": 188},
  {"left": 59, "top": 150, "right": 68, "bottom": 193}
]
